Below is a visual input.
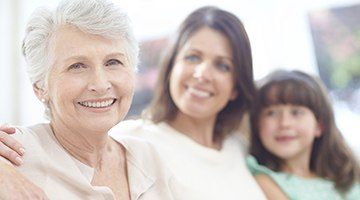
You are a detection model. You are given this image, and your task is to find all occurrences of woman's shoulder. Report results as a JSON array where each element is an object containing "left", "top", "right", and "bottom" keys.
[
  {"left": 113, "top": 135, "right": 174, "bottom": 179},
  {"left": 226, "top": 132, "right": 249, "bottom": 154},
  {"left": 110, "top": 119, "right": 145, "bottom": 133},
  {"left": 109, "top": 119, "right": 179, "bottom": 144},
  {"left": 109, "top": 119, "right": 157, "bottom": 136}
]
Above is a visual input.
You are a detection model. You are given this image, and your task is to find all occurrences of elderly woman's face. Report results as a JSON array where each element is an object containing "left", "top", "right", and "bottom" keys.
[{"left": 44, "top": 26, "right": 135, "bottom": 133}]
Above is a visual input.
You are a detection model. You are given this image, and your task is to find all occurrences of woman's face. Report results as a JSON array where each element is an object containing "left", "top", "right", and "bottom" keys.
[
  {"left": 258, "top": 104, "right": 322, "bottom": 163},
  {"left": 43, "top": 26, "right": 135, "bottom": 133},
  {"left": 169, "top": 27, "right": 237, "bottom": 121}
]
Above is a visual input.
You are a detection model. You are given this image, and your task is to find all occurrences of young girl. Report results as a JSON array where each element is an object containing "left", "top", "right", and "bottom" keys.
[{"left": 248, "top": 70, "right": 360, "bottom": 199}]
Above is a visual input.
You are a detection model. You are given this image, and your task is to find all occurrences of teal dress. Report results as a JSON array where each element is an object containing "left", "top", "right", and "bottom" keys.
[{"left": 246, "top": 156, "right": 360, "bottom": 200}]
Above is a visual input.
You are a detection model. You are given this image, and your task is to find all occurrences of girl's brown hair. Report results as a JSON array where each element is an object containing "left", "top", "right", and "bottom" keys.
[
  {"left": 144, "top": 6, "right": 256, "bottom": 143},
  {"left": 250, "top": 70, "right": 360, "bottom": 192}
]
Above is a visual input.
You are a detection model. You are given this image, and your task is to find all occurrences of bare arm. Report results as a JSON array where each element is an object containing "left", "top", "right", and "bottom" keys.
[
  {"left": 0, "top": 125, "right": 25, "bottom": 165},
  {"left": 254, "top": 174, "right": 289, "bottom": 200}
]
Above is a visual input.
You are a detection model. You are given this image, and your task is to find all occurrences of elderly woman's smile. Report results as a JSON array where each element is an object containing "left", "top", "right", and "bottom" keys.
[
  {"left": 78, "top": 98, "right": 116, "bottom": 109},
  {"left": 46, "top": 26, "right": 135, "bottom": 132}
]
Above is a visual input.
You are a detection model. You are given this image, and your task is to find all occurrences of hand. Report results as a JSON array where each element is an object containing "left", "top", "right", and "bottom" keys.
[
  {"left": 0, "top": 124, "right": 25, "bottom": 166},
  {"left": 0, "top": 162, "right": 49, "bottom": 200}
]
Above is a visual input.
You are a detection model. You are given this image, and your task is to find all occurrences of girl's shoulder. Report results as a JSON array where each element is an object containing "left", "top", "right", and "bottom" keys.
[
  {"left": 347, "top": 183, "right": 360, "bottom": 200},
  {"left": 246, "top": 156, "right": 359, "bottom": 199},
  {"left": 246, "top": 155, "right": 275, "bottom": 176}
]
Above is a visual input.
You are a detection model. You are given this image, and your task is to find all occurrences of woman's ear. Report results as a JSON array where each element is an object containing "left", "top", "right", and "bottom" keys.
[
  {"left": 230, "top": 89, "right": 238, "bottom": 101},
  {"left": 33, "top": 83, "right": 48, "bottom": 103},
  {"left": 315, "top": 122, "right": 323, "bottom": 138}
]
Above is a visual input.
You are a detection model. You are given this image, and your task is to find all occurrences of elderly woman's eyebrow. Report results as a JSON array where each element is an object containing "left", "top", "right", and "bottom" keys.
[
  {"left": 63, "top": 52, "right": 126, "bottom": 61},
  {"left": 63, "top": 55, "right": 87, "bottom": 61},
  {"left": 105, "top": 52, "right": 126, "bottom": 59}
]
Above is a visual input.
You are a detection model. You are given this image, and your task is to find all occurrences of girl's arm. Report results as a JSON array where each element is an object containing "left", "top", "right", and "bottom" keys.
[{"left": 254, "top": 174, "right": 289, "bottom": 200}]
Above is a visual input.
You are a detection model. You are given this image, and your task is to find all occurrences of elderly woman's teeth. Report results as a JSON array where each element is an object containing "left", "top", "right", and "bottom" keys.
[{"left": 79, "top": 99, "right": 115, "bottom": 108}]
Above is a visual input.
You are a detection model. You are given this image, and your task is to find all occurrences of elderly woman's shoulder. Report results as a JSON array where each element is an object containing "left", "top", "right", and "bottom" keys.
[
  {"left": 13, "top": 123, "right": 52, "bottom": 143},
  {"left": 112, "top": 134, "right": 174, "bottom": 177}
]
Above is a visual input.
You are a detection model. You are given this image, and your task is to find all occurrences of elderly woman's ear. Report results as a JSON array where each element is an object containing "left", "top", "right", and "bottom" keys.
[{"left": 33, "top": 83, "right": 48, "bottom": 103}]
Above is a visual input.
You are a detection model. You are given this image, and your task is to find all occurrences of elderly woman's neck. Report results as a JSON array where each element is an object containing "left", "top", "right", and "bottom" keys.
[{"left": 50, "top": 122, "right": 115, "bottom": 167}]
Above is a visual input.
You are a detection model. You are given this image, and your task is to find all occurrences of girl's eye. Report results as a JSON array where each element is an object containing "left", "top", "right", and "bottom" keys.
[
  {"left": 216, "top": 62, "right": 231, "bottom": 72},
  {"left": 184, "top": 54, "right": 200, "bottom": 63},
  {"left": 291, "top": 108, "right": 304, "bottom": 116},
  {"left": 264, "top": 108, "right": 278, "bottom": 117},
  {"left": 68, "top": 62, "right": 86, "bottom": 70},
  {"left": 105, "top": 59, "right": 123, "bottom": 67}
]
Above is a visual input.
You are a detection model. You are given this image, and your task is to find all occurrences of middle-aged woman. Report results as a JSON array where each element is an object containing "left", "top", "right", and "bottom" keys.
[
  {"left": 0, "top": 5, "right": 266, "bottom": 200},
  {"left": 0, "top": 0, "right": 179, "bottom": 199},
  {"left": 108, "top": 6, "right": 267, "bottom": 199}
]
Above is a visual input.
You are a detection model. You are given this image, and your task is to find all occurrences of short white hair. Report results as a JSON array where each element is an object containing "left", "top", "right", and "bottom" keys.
[{"left": 22, "top": 0, "right": 139, "bottom": 119}]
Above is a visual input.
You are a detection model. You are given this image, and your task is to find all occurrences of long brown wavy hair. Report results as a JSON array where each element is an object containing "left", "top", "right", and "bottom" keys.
[{"left": 250, "top": 70, "right": 360, "bottom": 192}]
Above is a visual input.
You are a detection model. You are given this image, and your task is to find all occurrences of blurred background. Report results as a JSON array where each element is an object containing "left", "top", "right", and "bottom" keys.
[{"left": 0, "top": 0, "right": 359, "bottom": 156}]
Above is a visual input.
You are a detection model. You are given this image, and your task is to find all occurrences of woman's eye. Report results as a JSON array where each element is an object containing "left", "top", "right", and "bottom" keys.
[
  {"left": 216, "top": 62, "right": 231, "bottom": 72},
  {"left": 105, "top": 59, "right": 123, "bottom": 67},
  {"left": 184, "top": 54, "right": 200, "bottom": 63},
  {"left": 68, "top": 63, "right": 86, "bottom": 70}
]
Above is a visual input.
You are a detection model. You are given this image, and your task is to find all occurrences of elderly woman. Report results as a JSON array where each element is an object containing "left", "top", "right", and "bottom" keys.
[{"left": 0, "top": 0, "right": 178, "bottom": 199}]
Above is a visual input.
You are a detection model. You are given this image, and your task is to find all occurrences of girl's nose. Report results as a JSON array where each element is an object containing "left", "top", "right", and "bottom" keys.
[{"left": 279, "top": 111, "right": 293, "bottom": 128}]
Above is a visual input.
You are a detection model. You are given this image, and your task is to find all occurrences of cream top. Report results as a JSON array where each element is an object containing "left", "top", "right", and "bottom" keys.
[
  {"left": 110, "top": 119, "right": 267, "bottom": 200},
  {"left": 7, "top": 123, "right": 179, "bottom": 200}
]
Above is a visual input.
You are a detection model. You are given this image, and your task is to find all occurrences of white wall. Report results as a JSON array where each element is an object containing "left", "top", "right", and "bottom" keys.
[{"left": 0, "top": 0, "right": 13, "bottom": 124}]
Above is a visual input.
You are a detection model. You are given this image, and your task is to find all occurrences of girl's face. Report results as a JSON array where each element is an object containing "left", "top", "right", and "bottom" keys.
[
  {"left": 169, "top": 27, "right": 238, "bottom": 121},
  {"left": 258, "top": 104, "right": 322, "bottom": 163}
]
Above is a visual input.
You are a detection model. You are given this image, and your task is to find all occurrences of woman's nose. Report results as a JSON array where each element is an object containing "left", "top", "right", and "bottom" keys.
[
  {"left": 192, "top": 62, "right": 212, "bottom": 82},
  {"left": 88, "top": 68, "right": 111, "bottom": 94}
]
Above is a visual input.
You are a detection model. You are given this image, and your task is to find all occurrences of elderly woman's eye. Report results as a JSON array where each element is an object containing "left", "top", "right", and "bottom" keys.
[
  {"left": 105, "top": 59, "right": 123, "bottom": 66},
  {"left": 68, "top": 63, "right": 86, "bottom": 70}
]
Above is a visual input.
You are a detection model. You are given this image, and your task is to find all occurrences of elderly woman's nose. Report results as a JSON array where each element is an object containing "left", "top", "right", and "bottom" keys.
[{"left": 87, "top": 68, "right": 111, "bottom": 93}]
